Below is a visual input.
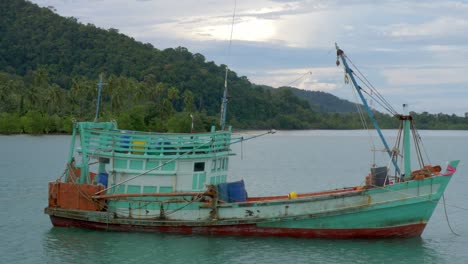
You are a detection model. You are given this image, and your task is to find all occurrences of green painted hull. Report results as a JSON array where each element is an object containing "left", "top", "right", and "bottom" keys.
[{"left": 46, "top": 174, "right": 454, "bottom": 238}]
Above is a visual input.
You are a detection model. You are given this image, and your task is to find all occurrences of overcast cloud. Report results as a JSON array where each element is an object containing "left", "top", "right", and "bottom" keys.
[{"left": 30, "top": 0, "right": 468, "bottom": 115}]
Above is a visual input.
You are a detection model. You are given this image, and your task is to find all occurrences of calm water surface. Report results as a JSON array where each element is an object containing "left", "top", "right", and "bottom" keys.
[{"left": 1, "top": 130, "right": 468, "bottom": 263}]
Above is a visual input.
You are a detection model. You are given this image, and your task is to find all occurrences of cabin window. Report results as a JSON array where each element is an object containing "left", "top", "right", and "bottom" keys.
[
  {"left": 162, "top": 161, "right": 175, "bottom": 171},
  {"left": 159, "top": 186, "right": 173, "bottom": 193},
  {"left": 217, "top": 158, "right": 222, "bottom": 171},
  {"left": 211, "top": 159, "right": 216, "bottom": 172},
  {"left": 194, "top": 162, "right": 205, "bottom": 172},
  {"left": 127, "top": 185, "right": 141, "bottom": 194},
  {"left": 143, "top": 186, "right": 157, "bottom": 193},
  {"left": 220, "top": 175, "right": 227, "bottom": 183}
]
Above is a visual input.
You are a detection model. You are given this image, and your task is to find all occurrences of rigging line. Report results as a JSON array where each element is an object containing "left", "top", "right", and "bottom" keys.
[
  {"left": 411, "top": 120, "right": 427, "bottom": 168},
  {"left": 230, "top": 130, "right": 276, "bottom": 145},
  {"left": 283, "top": 71, "right": 312, "bottom": 87},
  {"left": 412, "top": 121, "right": 432, "bottom": 165},
  {"left": 358, "top": 85, "right": 397, "bottom": 115},
  {"left": 223, "top": 0, "right": 237, "bottom": 82},
  {"left": 344, "top": 55, "right": 399, "bottom": 115},
  {"left": 394, "top": 122, "right": 403, "bottom": 180},
  {"left": 349, "top": 70, "right": 396, "bottom": 114},
  {"left": 411, "top": 121, "right": 425, "bottom": 168},
  {"left": 350, "top": 83, "right": 375, "bottom": 156},
  {"left": 345, "top": 58, "right": 398, "bottom": 116},
  {"left": 220, "top": 0, "right": 237, "bottom": 129},
  {"left": 351, "top": 71, "right": 397, "bottom": 115},
  {"left": 443, "top": 194, "right": 461, "bottom": 236}
]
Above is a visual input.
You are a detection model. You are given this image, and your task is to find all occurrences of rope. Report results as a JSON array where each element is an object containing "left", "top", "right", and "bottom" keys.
[
  {"left": 223, "top": 0, "right": 237, "bottom": 92},
  {"left": 283, "top": 71, "right": 312, "bottom": 87},
  {"left": 345, "top": 55, "right": 399, "bottom": 116},
  {"left": 411, "top": 121, "right": 425, "bottom": 168},
  {"left": 442, "top": 194, "right": 460, "bottom": 236},
  {"left": 350, "top": 82, "right": 376, "bottom": 164},
  {"left": 411, "top": 121, "right": 432, "bottom": 165},
  {"left": 357, "top": 83, "right": 397, "bottom": 115},
  {"left": 230, "top": 130, "right": 275, "bottom": 145}
]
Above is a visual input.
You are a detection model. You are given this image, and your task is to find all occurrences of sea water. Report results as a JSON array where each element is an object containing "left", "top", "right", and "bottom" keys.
[{"left": 1, "top": 130, "right": 468, "bottom": 264}]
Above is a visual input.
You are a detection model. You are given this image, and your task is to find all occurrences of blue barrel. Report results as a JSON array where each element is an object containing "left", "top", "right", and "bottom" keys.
[
  {"left": 98, "top": 172, "right": 109, "bottom": 188},
  {"left": 217, "top": 183, "right": 229, "bottom": 202},
  {"left": 227, "top": 180, "right": 247, "bottom": 203},
  {"left": 371, "top": 167, "right": 388, "bottom": 187}
]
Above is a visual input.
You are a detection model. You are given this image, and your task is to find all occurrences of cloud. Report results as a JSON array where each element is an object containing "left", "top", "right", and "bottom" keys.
[
  {"left": 387, "top": 17, "right": 468, "bottom": 38},
  {"left": 28, "top": 0, "right": 468, "bottom": 115},
  {"left": 247, "top": 67, "right": 341, "bottom": 91},
  {"left": 382, "top": 67, "right": 468, "bottom": 86}
]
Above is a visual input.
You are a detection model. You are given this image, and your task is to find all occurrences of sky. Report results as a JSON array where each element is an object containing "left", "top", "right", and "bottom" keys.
[{"left": 30, "top": 0, "right": 468, "bottom": 116}]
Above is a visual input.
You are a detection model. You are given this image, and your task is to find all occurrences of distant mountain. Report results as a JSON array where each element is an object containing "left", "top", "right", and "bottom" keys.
[
  {"left": 284, "top": 87, "right": 358, "bottom": 113},
  {"left": 1, "top": 0, "right": 466, "bottom": 134},
  {"left": 0, "top": 0, "right": 322, "bottom": 131}
]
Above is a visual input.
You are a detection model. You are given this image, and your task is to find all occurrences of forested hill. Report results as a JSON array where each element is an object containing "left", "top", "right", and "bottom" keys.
[
  {"left": 286, "top": 88, "right": 358, "bottom": 113},
  {"left": 0, "top": 0, "right": 467, "bottom": 134}
]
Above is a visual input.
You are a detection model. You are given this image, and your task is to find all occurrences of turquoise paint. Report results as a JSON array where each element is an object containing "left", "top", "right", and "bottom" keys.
[
  {"left": 129, "top": 160, "right": 143, "bottom": 170},
  {"left": 257, "top": 174, "right": 453, "bottom": 229},
  {"left": 146, "top": 160, "right": 160, "bottom": 170},
  {"left": 114, "top": 159, "right": 127, "bottom": 169},
  {"left": 404, "top": 118, "right": 411, "bottom": 177},
  {"left": 162, "top": 161, "right": 175, "bottom": 171},
  {"left": 98, "top": 162, "right": 106, "bottom": 174},
  {"left": 211, "top": 159, "right": 216, "bottom": 172},
  {"left": 127, "top": 185, "right": 141, "bottom": 194},
  {"left": 258, "top": 200, "right": 438, "bottom": 229},
  {"left": 198, "top": 173, "right": 206, "bottom": 189},
  {"left": 192, "top": 174, "right": 198, "bottom": 190},
  {"left": 143, "top": 186, "right": 157, "bottom": 193},
  {"left": 79, "top": 126, "right": 88, "bottom": 184},
  {"left": 159, "top": 186, "right": 173, "bottom": 193},
  {"left": 115, "top": 185, "right": 126, "bottom": 194}
]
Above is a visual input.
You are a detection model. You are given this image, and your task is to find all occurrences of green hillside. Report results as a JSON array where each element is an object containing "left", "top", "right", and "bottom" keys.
[
  {"left": 287, "top": 88, "right": 358, "bottom": 113},
  {"left": 0, "top": 0, "right": 466, "bottom": 134}
]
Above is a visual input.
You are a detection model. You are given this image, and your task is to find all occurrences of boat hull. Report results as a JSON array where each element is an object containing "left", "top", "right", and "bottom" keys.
[
  {"left": 49, "top": 214, "right": 425, "bottom": 238},
  {"left": 45, "top": 171, "right": 457, "bottom": 239}
]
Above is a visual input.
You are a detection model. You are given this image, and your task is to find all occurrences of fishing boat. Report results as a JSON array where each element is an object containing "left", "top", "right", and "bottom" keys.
[{"left": 45, "top": 44, "right": 460, "bottom": 238}]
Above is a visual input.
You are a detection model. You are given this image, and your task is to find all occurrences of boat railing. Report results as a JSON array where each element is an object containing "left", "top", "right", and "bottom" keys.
[{"left": 77, "top": 125, "right": 232, "bottom": 158}]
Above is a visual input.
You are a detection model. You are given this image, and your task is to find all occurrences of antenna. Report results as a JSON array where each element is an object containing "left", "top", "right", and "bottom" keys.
[
  {"left": 94, "top": 73, "right": 107, "bottom": 122},
  {"left": 220, "top": 0, "right": 237, "bottom": 130}
]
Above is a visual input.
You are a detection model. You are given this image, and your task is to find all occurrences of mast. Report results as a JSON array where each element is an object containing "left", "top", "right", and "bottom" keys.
[
  {"left": 402, "top": 104, "right": 412, "bottom": 177},
  {"left": 220, "top": 70, "right": 229, "bottom": 130},
  {"left": 220, "top": 0, "right": 237, "bottom": 131},
  {"left": 335, "top": 43, "right": 401, "bottom": 176},
  {"left": 94, "top": 73, "right": 106, "bottom": 122}
]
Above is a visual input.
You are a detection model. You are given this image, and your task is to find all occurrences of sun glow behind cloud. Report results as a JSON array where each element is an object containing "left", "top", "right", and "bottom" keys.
[
  {"left": 195, "top": 17, "right": 277, "bottom": 42},
  {"left": 28, "top": 0, "right": 468, "bottom": 114}
]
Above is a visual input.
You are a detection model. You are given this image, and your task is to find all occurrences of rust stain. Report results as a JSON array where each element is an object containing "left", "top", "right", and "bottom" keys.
[{"left": 48, "top": 182, "right": 104, "bottom": 211}]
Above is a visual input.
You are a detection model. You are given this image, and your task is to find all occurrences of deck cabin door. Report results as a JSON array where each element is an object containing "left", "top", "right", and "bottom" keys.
[{"left": 176, "top": 161, "right": 193, "bottom": 192}]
